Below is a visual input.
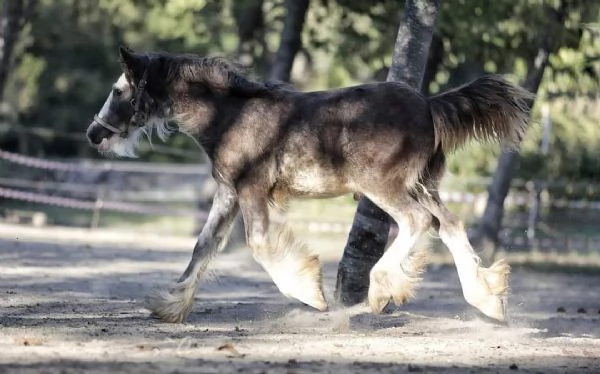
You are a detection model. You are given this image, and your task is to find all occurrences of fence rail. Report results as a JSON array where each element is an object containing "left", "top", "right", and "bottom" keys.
[
  {"left": 0, "top": 186, "right": 209, "bottom": 219},
  {"left": 0, "top": 148, "right": 209, "bottom": 175},
  {"left": 1, "top": 147, "right": 600, "bottom": 254}
]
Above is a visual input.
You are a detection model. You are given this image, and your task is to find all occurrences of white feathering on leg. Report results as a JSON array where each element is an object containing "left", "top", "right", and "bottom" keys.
[
  {"left": 145, "top": 276, "right": 198, "bottom": 323},
  {"left": 256, "top": 224, "right": 327, "bottom": 311}
]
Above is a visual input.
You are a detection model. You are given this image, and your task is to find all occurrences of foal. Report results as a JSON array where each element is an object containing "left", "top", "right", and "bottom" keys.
[{"left": 86, "top": 47, "right": 533, "bottom": 324}]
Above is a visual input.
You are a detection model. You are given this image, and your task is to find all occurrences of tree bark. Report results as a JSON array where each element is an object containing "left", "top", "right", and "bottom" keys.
[
  {"left": 420, "top": 33, "right": 443, "bottom": 95},
  {"left": 233, "top": 0, "right": 265, "bottom": 68},
  {"left": 268, "top": 0, "right": 310, "bottom": 82},
  {"left": 0, "top": 0, "right": 25, "bottom": 102},
  {"left": 335, "top": 0, "right": 440, "bottom": 307},
  {"left": 468, "top": 0, "right": 570, "bottom": 262}
]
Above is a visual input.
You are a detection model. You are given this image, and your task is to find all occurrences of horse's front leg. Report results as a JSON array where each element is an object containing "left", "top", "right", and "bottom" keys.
[
  {"left": 238, "top": 189, "right": 327, "bottom": 311},
  {"left": 145, "top": 184, "right": 239, "bottom": 323}
]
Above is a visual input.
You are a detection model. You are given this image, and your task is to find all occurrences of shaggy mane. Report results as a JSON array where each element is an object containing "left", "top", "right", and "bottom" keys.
[{"left": 158, "top": 52, "right": 292, "bottom": 97}]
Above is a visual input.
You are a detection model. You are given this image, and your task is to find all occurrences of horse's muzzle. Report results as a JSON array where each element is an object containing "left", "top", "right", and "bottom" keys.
[{"left": 86, "top": 121, "right": 114, "bottom": 146}]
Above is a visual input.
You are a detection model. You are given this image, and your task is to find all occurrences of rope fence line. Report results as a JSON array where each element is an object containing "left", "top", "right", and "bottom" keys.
[
  {"left": 1, "top": 148, "right": 83, "bottom": 172},
  {"left": 2, "top": 147, "right": 600, "bottom": 248},
  {"left": 0, "top": 148, "right": 210, "bottom": 175},
  {"left": 3, "top": 145, "right": 600, "bottom": 211},
  {"left": 0, "top": 186, "right": 210, "bottom": 220},
  {"left": 0, "top": 177, "right": 102, "bottom": 195},
  {"left": 0, "top": 177, "right": 203, "bottom": 202},
  {"left": 2, "top": 146, "right": 600, "bottom": 203}
]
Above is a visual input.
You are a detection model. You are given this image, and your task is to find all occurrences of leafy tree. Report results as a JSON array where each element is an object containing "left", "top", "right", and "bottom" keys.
[
  {"left": 269, "top": 0, "right": 310, "bottom": 81},
  {"left": 1, "top": 0, "right": 599, "bottom": 185},
  {"left": 469, "top": 0, "right": 600, "bottom": 260},
  {"left": 233, "top": 0, "right": 267, "bottom": 71},
  {"left": 0, "top": 0, "right": 36, "bottom": 104}
]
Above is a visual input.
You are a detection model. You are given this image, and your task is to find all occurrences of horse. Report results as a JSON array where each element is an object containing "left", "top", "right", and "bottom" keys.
[{"left": 86, "top": 46, "right": 533, "bottom": 324}]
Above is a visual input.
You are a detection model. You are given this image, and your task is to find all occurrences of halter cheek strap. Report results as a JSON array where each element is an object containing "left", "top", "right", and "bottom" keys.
[{"left": 131, "top": 67, "right": 150, "bottom": 125}]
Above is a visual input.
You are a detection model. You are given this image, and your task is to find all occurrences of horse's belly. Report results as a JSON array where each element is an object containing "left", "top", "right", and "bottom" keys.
[{"left": 285, "top": 167, "right": 350, "bottom": 198}]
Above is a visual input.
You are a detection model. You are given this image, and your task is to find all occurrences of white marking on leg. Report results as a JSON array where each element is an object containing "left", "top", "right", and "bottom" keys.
[
  {"left": 258, "top": 225, "right": 327, "bottom": 311},
  {"left": 246, "top": 218, "right": 327, "bottom": 312},
  {"left": 410, "top": 186, "right": 510, "bottom": 321},
  {"left": 439, "top": 222, "right": 509, "bottom": 321},
  {"left": 365, "top": 196, "right": 431, "bottom": 313},
  {"left": 146, "top": 276, "right": 198, "bottom": 323},
  {"left": 145, "top": 185, "right": 238, "bottom": 323}
]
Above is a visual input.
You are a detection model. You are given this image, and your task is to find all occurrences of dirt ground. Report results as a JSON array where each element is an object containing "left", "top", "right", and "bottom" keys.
[{"left": 1, "top": 223, "right": 599, "bottom": 373}]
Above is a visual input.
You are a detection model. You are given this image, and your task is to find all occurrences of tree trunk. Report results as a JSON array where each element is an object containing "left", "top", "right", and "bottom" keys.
[
  {"left": 233, "top": 0, "right": 265, "bottom": 69},
  {"left": 468, "top": 0, "right": 570, "bottom": 262},
  {"left": 268, "top": 0, "right": 310, "bottom": 82},
  {"left": 386, "top": 1, "right": 440, "bottom": 87},
  {"left": 335, "top": 0, "right": 440, "bottom": 307},
  {"left": 0, "top": 0, "right": 25, "bottom": 102},
  {"left": 420, "top": 33, "right": 443, "bottom": 95}
]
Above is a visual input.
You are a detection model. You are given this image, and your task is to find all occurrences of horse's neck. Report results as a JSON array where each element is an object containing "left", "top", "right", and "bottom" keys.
[{"left": 173, "top": 94, "right": 252, "bottom": 155}]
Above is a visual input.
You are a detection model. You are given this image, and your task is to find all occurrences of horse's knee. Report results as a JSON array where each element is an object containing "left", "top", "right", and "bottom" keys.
[{"left": 438, "top": 214, "right": 463, "bottom": 238}]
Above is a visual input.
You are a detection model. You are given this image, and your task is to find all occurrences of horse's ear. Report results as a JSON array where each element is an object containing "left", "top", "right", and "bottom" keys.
[{"left": 119, "top": 45, "right": 144, "bottom": 78}]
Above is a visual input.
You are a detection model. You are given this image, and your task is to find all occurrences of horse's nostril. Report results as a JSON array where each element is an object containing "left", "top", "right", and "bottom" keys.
[
  {"left": 87, "top": 136, "right": 100, "bottom": 145},
  {"left": 87, "top": 122, "right": 109, "bottom": 145}
]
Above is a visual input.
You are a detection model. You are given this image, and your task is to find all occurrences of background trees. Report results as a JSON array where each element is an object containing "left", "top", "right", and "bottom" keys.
[
  {"left": 1, "top": 1, "right": 599, "bottom": 257},
  {"left": 0, "top": 0, "right": 597, "bottom": 182}
]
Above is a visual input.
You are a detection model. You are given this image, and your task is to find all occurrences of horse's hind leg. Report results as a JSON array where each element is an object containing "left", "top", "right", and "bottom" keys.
[
  {"left": 364, "top": 193, "right": 432, "bottom": 314},
  {"left": 413, "top": 185, "right": 510, "bottom": 322},
  {"left": 238, "top": 189, "right": 327, "bottom": 311}
]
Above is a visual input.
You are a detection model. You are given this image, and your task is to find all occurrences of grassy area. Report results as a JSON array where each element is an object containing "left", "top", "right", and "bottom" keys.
[
  {"left": 0, "top": 200, "right": 196, "bottom": 236},
  {"left": 3, "top": 191, "right": 600, "bottom": 268},
  {"left": 3, "top": 198, "right": 600, "bottom": 274}
]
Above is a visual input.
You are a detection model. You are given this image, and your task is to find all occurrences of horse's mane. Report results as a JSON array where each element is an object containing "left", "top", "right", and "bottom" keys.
[{"left": 159, "top": 52, "right": 293, "bottom": 97}]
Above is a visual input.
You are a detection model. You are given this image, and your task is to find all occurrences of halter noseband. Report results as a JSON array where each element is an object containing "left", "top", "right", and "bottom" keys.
[
  {"left": 93, "top": 65, "right": 151, "bottom": 137},
  {"left": 93, "top": 113, "right": 123, "bottom": 134}
]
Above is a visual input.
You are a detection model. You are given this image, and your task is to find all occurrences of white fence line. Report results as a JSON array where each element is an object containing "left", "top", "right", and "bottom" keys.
[
  {"left": 2, "top": 147, "right": 600, "bottom": 253},
  {"left": 0, "top": 186, "right": 209, "bottom": 219},
  {"left": 0, "top": 148, "right": 209, "bottom": 175}
]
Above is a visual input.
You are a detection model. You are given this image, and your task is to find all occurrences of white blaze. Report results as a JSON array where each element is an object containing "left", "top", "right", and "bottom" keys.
[{"left": 98, "top": 74, "right": 128, "bottom": 119}]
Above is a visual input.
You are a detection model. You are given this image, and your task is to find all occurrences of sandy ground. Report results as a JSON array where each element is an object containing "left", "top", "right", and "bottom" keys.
[{"left": 1, "top": 223, "right": 599, "bottom": 373}]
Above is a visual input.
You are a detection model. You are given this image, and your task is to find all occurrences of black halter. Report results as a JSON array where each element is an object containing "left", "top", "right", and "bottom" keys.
[
  {"left": 93, "top": 66, "right": 151, "bottom": 138},
  {"left": 130, "top": 67, "right": 150, "bottom": 125}
]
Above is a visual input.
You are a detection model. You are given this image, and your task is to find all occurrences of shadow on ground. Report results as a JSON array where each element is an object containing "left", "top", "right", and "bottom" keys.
[{"left": 1, "top": 234, "right": 600, "bottom": 373}]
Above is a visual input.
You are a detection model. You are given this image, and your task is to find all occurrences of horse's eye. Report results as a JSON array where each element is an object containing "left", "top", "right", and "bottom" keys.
[{"left": 113, "top": 88, "right": 123, "bottom": 97}]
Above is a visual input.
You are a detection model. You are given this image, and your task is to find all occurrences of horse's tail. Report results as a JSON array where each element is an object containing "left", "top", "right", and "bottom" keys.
[{"left": 427, "top": 75, "right": 534, "bottom": 152}]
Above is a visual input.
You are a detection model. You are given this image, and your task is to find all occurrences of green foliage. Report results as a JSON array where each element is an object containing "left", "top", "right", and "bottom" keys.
[
  {"left": 2, "top": 0, "right": 600, "bottom": 182},
  {"left": 440, "top": 1, "right": 600, "bottom": 181}
]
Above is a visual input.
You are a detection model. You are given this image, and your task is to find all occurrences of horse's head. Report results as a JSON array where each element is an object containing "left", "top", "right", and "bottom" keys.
[{"left": 86, "top": 46, "right": 170, "bottom": 157}]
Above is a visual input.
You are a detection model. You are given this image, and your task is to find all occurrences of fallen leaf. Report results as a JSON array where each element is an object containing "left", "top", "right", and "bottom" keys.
[
  {"left": 16, "top": 337, "right": 44, "bottom": 346},
  {"left": 136, "top": 344, "right": 158, "bottom": 351},
  {"left": 216, "top": 342, "right": 246, "bottom": 358}
]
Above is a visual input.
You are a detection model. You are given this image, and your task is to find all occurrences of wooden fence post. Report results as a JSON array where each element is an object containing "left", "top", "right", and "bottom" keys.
[
  {"left": 90, "top": 164, "right": 111, "bottom": 229},
  {"left": 527, "top": 104, "right": 552, "bottom": 249}
]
